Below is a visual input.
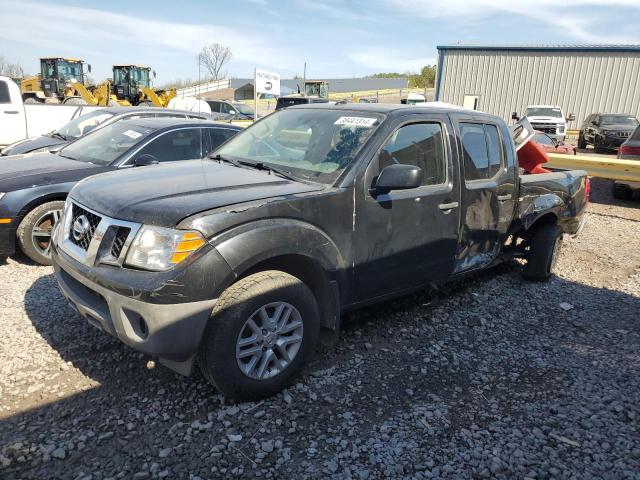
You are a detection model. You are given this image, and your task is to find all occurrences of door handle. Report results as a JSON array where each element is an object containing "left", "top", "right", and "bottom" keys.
[
  {"left": 3, "top": 110, "right": 19, "bottom": 114},
  {"left": 497, "top": 194, "right": 512, "bottom": 201},
  {"left": 438, "top": 202, "right": 459, "bottom": 210}
]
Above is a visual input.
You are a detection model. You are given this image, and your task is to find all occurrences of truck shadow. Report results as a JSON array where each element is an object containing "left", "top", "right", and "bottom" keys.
[
  {"left": 2, "top": 263, "right": 639, "bottom": 478},
  {"left": 587, "top": 177, "right": 640, "bottom": 206}
]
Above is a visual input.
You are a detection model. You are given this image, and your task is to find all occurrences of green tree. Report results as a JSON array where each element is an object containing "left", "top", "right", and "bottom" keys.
[{"left": 409, "top": 65, "right": 437, "bottom": 88}]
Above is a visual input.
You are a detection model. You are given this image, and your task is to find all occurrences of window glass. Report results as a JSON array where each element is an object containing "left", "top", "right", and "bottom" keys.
[
  {"left": 219, "top": 102, "right": 232, "bottom": 114},
  {"left": 379, "top": 123, "right": 446, "bottom": 186},
  {"left": 485, "top": 124, "right": 503, "bottom": 177},
  {"left": 460, "top": 123, "right": 490, "bottom": 180},
  {"left": 0, "top": 81, "right": 10, "bottom": 103},
  {"left": 56, "top": 110, "right": 115, "bottom": 139},
  {"left": 533, "top": 133, "right": 554, "bottom": 145},
  {"left": 136, "top": 128, "right": 203, "bottom": 162},
  {"left": 207, "top": 128, "right": 238, "bottom": 154}
]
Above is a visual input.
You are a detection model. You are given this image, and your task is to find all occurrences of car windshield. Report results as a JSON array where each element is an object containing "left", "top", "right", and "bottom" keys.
[
  {"left": 233, "top": 104, "right": 254, "bottom": 115},
  {"left": 601, "top": 115, "right": 638, "bottom": 126},
  {"left": 525, "top": 107, "right": 563, "bottom": 118},
  {"left": 59, "top": 122, "right": 157, "bottom": 165},
  {"left": 533, "top": 133, "right": 554, "bottom": 145},
  {"left": 55, "top": 110, "right": 115, "bottom": 139},
  {"left": 216, "top": 108, "right": 383, "bottom": 184}
]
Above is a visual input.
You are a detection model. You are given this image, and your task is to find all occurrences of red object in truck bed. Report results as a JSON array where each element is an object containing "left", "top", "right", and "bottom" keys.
[{"left": 518, "top": 140, "right": 551, "bottom": 174}]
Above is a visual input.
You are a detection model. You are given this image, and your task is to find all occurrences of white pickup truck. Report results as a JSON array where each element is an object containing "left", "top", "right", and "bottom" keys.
[
  {"left": 0, "top": 76, "right": 102, "bottom": 150},
  {"left": 523, "top": 105, "right": 575, "bottom": 141}
]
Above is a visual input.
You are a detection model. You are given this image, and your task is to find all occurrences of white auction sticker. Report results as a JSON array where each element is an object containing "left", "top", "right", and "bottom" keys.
[
  {"left": 334, "top": 116, "right": 377, "bottom": 127},
  {"left": 122, "top": 129, "right": 142, "bottom": 139}
]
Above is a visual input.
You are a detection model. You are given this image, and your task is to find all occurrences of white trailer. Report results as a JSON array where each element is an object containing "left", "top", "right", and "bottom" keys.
[{"left": 0, "top": 76, "right": 103, "bottom": 149}]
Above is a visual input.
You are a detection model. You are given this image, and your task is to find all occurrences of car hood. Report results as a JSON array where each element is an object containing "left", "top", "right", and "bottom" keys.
[
  {"left": 1, "top": 135, "right": 68, "bottom": 156},
  {"left": 601, "top": 125, "right": 637, "bottom": 132},
  {"left": 0, "top": 152, "right": 107, "bottom": 192},
  {"left": 70, "top": 159, "right": 324, "bottom": 226},
  {"left": 527, "top": 116, "right": 563, "bottom": 123}
]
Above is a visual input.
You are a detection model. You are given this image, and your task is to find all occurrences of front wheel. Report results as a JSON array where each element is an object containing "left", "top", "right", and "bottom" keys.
[
  {"left": 63, "top": 97, "right": 87, "bottom": 105},
  {"left": 577, "top": 133, "right": 586, "bottom": 149},
  {"left": 199, "top": 271, "right": 320, "bottom": 401},
  {"left": 16, "top": 201, "right": 65, "bottom": 265},
  {"left": 522, "top": 223, "right": 563, "bottom": 281}
]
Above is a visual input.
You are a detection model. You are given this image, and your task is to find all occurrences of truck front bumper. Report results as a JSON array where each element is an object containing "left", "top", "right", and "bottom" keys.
[
  {"left": 0, "top": 224, "right": 16, "bottom": 257},
  {"left": 52, "top": 245, "right": 219, "bottom": 375}
]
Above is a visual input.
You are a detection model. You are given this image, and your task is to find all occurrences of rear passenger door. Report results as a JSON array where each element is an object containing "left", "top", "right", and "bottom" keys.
[
  {"left": 450, "top": 114, "right": 517, "bottom": 273},
  {"left": 131, "top": 127, "right": 205, "bottom": 163},
  {"left": 354, "top": 114, "right": 461, "bottom": 300}
]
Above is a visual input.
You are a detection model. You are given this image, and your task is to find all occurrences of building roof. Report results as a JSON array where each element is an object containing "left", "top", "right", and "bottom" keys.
[{"left": 437, "top": 44, "right": 640, "bottom": 53}]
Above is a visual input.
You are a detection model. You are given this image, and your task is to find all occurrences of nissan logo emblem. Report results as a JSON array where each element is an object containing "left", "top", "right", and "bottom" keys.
[{"left": 72, "top": 215, "right": 91, "bottom": 241}]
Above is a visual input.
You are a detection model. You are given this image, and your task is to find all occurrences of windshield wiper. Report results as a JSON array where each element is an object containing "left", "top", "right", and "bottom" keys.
[
  {"left": 208, "top": 153, "right": 242, "bottom": 168},
  {"left": 243, "top": 162, "right": 299, "bottom": 182},
  {"left": 50, "top": 131, "right": 67, "bottom": 141}
]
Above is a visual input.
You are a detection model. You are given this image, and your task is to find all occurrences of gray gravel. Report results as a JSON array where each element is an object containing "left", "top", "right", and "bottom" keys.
[{"left": 1, "top": 179, "right": 639, "bottom": 479}]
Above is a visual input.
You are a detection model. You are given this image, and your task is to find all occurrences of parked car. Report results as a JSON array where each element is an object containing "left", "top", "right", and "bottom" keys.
[
  {"left": 205, "top": 100, "right": 254, "bottom": 119},
  {"left": 578, "top": 113, "right": 639, "bottom": 152},
  {"left": 524, "top": 105, "right": 575, "bottom": 141},
  {"left": 532, "top": 131, "right": 576, "bottom": 155},
  {"left": 1, "top": 107, "right": 212, "bottom": 156},
  {"left": 50, "top": 104, "right": 588, "bottom": 401},
  {"left": 0, "top": 75, "right": 103, "bottom": 150},
  {"left": 275, "top": 95, "right": 330, "bottom": 110},
  {"left": 0, "top": 118, "right": 242, "bottom": 265},
  {"left": 612, "top": 125, "right": 640, "bottom": 199}
]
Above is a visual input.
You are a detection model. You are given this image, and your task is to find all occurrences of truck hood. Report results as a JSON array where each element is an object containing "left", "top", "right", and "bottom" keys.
[
  {"left": 70, "top": 159, "right": 324, "bottom": 226},
  {"left": 1, "top": 135, "right": 67, "bottom": 156},
  {"left": 0, "top": 152, "right": 107, "bottom": 192},
  {"left": 527, "top": 116, "right": 563, "bottom": 123}
]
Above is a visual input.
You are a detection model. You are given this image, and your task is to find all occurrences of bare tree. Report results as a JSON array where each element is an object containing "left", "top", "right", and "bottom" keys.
[
  {"left": 198, "top": 44, "right": 232, "bottom": 81},
  {"left": 0, "top": 55, "right": 26, "bottom": 78}
]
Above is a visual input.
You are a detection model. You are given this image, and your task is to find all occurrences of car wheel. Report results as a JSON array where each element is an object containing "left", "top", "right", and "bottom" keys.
[
  {"left": 522, "top": 223, "right": 563, "bottom": 281},
  {"left": 612, "top": 182, "right": 632, "bottom": 200},
  {"left": 199, "top": 270, "right": 320, "bottom": 401},
  {"left": 23, "top": 97, "right": 41, "bottom": 104},
  {"left": 63, "top": 97, "right": 88, "bottom": 106},
  {"left": 138, "top": 101, "right": 153, "bottom": 107},
  {"left": 16, "top": 201, "right": 65, "bottom": 265},
  {"left": 577, "top": 133, "right": 586, "bottom": 149}
]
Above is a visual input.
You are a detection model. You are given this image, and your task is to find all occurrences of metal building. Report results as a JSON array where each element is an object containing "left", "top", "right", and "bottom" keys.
[{"left": 435, "top": 45, "right": 640, "bottom": 129}]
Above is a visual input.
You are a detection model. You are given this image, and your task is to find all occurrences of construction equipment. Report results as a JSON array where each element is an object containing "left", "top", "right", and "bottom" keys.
[
  {"left": 20, "top": 58, "right": 93, "bottom": 105},
  {"left": 303, "top": 80, "right": 329, "bottom": 99},
  {"left": 110, "top": 65, "right": 176, "bottom": 107}
]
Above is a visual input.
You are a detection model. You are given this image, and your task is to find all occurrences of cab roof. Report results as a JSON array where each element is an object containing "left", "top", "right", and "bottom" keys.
[
  {"left": 118, "top": 117, "right": 243, "bottom": 130},
  {"left": 41, "top": 58, "right": 84, "bottom": 63},
  {"left": 113, "top": 65, "right": 151, "bottom": 69}
]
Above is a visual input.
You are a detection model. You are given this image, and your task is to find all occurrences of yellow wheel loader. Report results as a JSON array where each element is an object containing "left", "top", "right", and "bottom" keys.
[
  {"left": 110, "top": 65, "right": 176, "bottom": 107},
  {"left": 20, "top": 58, "right": 96, "bottom": 105}
]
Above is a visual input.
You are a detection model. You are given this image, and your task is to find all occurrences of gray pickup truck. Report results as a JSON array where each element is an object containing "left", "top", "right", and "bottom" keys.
[{"left": 51, "top": 104, "right": 588, "bottom": 400}]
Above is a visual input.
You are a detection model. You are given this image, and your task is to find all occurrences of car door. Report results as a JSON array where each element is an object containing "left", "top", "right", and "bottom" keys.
[
  {"left": 0, "top": 78, "right": 27, "bottom": 147},
  {"left": 353, "top": 114, "right": 461, "bottom": 301},
  {"left": 450, "top": 114, "right": 517, "bottom": 273},
  {"left": 130, "top": 127, "right": 205, "bottom": 163}
]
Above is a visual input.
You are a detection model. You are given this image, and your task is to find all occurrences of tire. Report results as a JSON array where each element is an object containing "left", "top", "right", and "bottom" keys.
[
  {"left": 594, "top": 136, "right": 606, "bottom": 153},
  {"left": 577, "top": 133, "right": 586, "bottom": 149},
  {"left": 522, "top": 223, "right": 563, "bottom": 281},
  {"left": 199, "top": 270, "right": 320, "bottom": 401},
  {"left": 23, "top": 97, "right": 41, "bottom": 104},
  {"left": 138, "top": 101, "right": 153, "bottom": 107},
  {"left": 16, "top": 201, "right": 65, "bottom": 265},
  {"left": 63, "top": 97, "right": 87, "bottom": 105},
  {"left": 612, "top": 182, "right": 632, "bottom": 200}
]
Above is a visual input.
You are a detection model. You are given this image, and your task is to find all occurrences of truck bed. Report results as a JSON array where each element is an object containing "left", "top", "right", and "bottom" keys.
[{"left": 517, "top": 169, "right": 589, "bottom": 234}]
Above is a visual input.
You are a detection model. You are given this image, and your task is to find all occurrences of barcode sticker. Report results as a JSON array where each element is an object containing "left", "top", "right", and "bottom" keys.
[{"left": 334, "top": 116, "right": 377, "bottom": 127}]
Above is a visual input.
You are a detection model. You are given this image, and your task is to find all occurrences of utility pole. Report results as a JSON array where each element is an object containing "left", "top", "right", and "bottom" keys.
[{"left": 303, "top": 62, "right": 306, "bottom": 96}]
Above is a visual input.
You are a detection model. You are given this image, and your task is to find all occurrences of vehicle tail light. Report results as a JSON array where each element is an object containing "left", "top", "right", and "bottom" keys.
[
  {"left": 585, "top": 178, "right": 591, "bottom": 204},
  {"left": 618, "top": 144, "right": 640, "bottom": 157}
]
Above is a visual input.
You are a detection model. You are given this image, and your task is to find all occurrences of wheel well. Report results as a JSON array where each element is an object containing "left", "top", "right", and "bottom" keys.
[
  {"left": 240, "top": 254, "right": 340, "bottom": 331},
  {"left": 18, "top": 194, "right": 67, "bottom": 224}
]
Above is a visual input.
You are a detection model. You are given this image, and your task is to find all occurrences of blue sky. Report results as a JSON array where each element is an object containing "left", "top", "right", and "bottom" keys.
[{"left": 1, "top": 0, "right": 639, "bottom": 84}]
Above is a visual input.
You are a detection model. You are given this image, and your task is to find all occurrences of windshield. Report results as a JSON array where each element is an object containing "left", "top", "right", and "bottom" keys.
[
  {"left": 216, "top": 108, "right": 383, "bottom": 184},
  {"left": 601, "top": 115, "right": 638, "bottom": 127},
  {"left": 233, "top": 103, "right": 254, "bottom": 115},
  {"left": 533, "top": 133, "right": 554, "bottom": 145},
  {"left": 58, "top": 60, "right": 83, "bottom": 81},
  {"left": 59, "top": 122, "right": 157, "bottom": 165},
  {"left": 525, "top": 107, "right": 562, "bottom": 118},
  {"left": 55, "top": 110, "right": 115, "bottom": 139},
  {"left": 113, "top": 67, "right": 150, "bottom": 87}
]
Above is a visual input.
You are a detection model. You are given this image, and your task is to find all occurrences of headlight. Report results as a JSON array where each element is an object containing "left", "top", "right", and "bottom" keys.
[{"left": 125, "top": 226, "right": 206, "bottom": 271}]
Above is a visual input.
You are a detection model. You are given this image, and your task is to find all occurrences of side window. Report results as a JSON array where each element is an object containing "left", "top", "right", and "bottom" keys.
[
  {"left": 219, "top": 102, "right": 232, "bottom": 114},
  {"left": 379, "top": 122, "right": 446, "bottom": 186},
  {"left": 206, "top": 128, "right": 237, "bottom": 154},
  {"left": 460, "top": 122, "right": 503, "bottom": 181},
  {"left": 0, "top": 81, "right": 10, "bottom": 104},
  {"left": 135, "top": 128, "right": 203, "bottom": 162}
]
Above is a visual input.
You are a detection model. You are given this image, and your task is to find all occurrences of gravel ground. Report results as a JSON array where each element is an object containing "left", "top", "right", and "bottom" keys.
[{"left": 1, "top": 179, "right": 639, "bottom": 480}]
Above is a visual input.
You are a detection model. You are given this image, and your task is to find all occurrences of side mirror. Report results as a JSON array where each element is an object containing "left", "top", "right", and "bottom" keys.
[
  {"left": 81, "top": 124, "right": 96, "bottom": 135},
  {"left": 511, "top": 112, "right": 520, "bottom": 121},
  {"left": 134, "top": 154, "right": 159, "bottom": 166},
  {"left": 153, "top": 70, "right": 157, "bottom": 79},
  {"left": 229, "top": 110, "right": 236, "bottom": 115},
  {"left": 49, "top": 146, "right": 63, "bottom": 154},
  {"left": 87, "top": 64, "right": 92, "bottom": 73},
  {"left": 566, "top": 113, "right": 576, "bottom": 122},
  {"left": 373, "top": 164, "right": 422, "bottom": 193}
]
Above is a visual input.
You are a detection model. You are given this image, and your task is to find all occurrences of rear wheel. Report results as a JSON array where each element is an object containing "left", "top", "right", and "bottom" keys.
[
  {"left": 138, "top": 101, "right": 153, "bottom": 107},
  {"left": 577, "top": 133, "right": 586, "bottom": 149},
  {"left": 16, "top": 201, "right": 65, "bottom": 265},
  {"left": 199, "top": 271, "right": 320, "bottom": 401},
  {"left": 63, "top": 97, "right": 87, "bottom": 105},
  {"left": 522, "top": 223, "right": 563, "bottom": 281},
  {"left": 23, "top": 97, "right": 40, "bottom": 104}
]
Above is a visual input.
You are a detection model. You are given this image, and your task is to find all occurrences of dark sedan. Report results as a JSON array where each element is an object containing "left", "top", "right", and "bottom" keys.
[
  {"left": 578, "top": 113, "right": 639, "bottom": 152},
  {"left": 1, "top": 107, "right": 212, "bottom": 156},
  {"left": 0, "top": 118, "right": 242, "bottom": 264}
]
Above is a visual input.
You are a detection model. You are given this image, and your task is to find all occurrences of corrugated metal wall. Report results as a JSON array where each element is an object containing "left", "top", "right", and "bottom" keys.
[{"left": 437, "top": 49, "right": 640, "bottom": 129}]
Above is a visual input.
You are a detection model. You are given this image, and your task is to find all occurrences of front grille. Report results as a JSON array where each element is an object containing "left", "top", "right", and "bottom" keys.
[
  {"left": 110, "top": 227, "right": 131, "bottom": 258},
  {"left": 68, "top": 204, "right": 102, "bottom": 251},
  {"left": 531, "top": 124, "right": 558, "bottom": 135},
  {"left": 616, "top": 132, "right": 631, "bottom": 138}
]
